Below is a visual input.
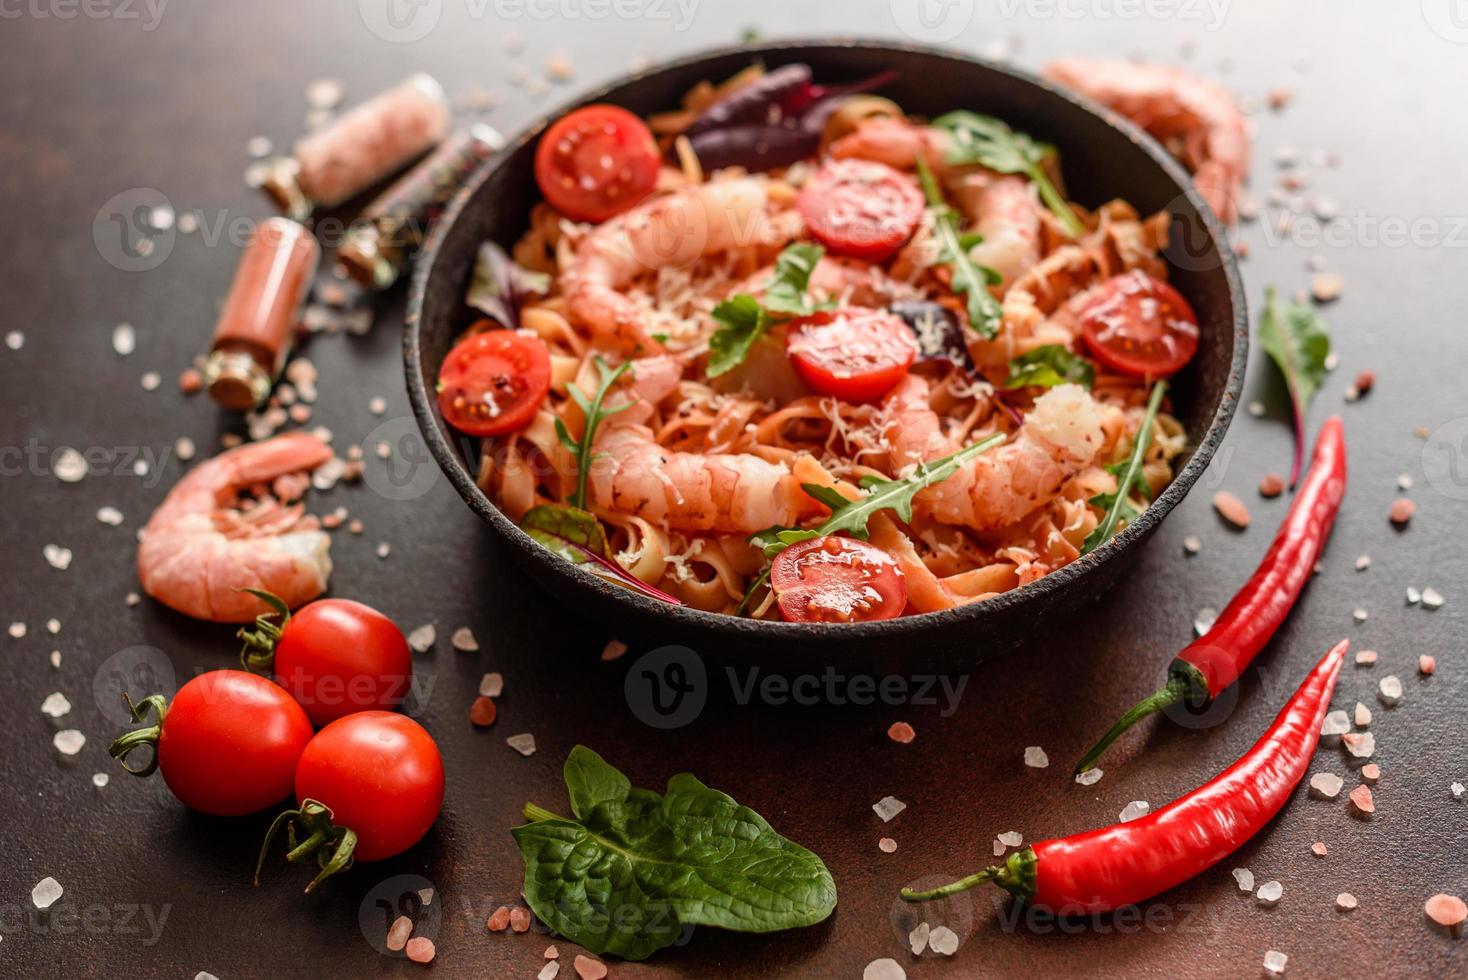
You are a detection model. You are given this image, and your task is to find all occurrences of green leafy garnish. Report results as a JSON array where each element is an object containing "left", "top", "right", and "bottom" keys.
[
  {"left": 555, "top": 356, "right": 633, "bottom": 509},
  {"left": 513, "top": 746, "right": 837, "bottom": 961},
  {"left": 737, "top": 433, "right": 1007, "bottom": 612},
  {"left": 707, "top": 242, "right": 825, "bottom": 377},
  {"left": 1082, "top": 380, "right": 1166, "bottom": 555},
  {"left": 521, "top": 504, "right": 683, "bottom": 605},
  {"left": 914, "top": 155, "right": 1003, "bottom": 339},
  {"left": 1257, "top": 286, "right": 1331, "bottom": 487},
  {"left": 934, "top": 111, "right": 1086, "bottom": 237},
  {"left": 1004, "top": 345, "right": 1095, "bottom": 390}
]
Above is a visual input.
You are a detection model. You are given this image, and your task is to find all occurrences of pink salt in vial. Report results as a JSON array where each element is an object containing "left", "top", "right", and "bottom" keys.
[
  {"left": 262, "top": 73, "right": 450, "bottom": 219},
  {"left": 205, "top": 217, "right": 320, "bottom": 410}
]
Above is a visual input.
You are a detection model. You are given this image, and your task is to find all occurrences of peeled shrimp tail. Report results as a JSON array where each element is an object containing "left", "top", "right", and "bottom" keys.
[{"left": 137, "top": 433, "right": 335, "bottom": 623}]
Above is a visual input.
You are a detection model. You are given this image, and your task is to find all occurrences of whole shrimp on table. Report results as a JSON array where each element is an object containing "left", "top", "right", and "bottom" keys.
[
  {"left": 1043, "top": 58, "right": 1251, "bottom": 224},
  {"left": 136, "top": 432, "right": 334, "bottom": 622}
]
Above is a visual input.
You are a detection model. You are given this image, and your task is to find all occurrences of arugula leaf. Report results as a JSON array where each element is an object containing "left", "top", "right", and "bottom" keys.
[
  {"left": 914, "top": 155, "right": 1004, "bottom": 339},
  {"left": 1004, "top": 344, "right": 1096, "bottom": 390},
  {"left": 1257, "top": 286, "right": 1331, "bottom": 487},
  {"left": 514, "top": 746, "right": 837, "bottom": 961},
  {"left": 521, "top": 504, "right": 683, "bottom": 605},
  {"left": 706, "top": 243, "right": 826, "bottom": 377},
  {"left": 1082, "top": 380, "right": 1166, "bottom": 555},
  {"left": 556, "top": 356, "right": 633, "bottom": 509},
  {"left": 933, "top": 111, "right": 1086, "bottom": 238},
  {"left": 465, "top": 241, "right": 550, "bottom": 329}
]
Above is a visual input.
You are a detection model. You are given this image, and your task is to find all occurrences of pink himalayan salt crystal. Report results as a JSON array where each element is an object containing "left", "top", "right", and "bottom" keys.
[
  {"left": 386, "top": 915, "right": 412, "bottom": 951},
  {"left": 1425, "top": 894, "right": 1467, "bottom": 928},
  {"left": 1420, "top": 655, "right": 1436, "bottom": 675},
  {"left": 1349, "top": 784, "right": 1375, "bottom": 814},
  {"left": 1213, "top": 491, "right": 1251, "bottom": 527},
  {"left": 404, "top": 937, "right": 435, "bottom": 963},
  {"left": 887, "top": 722, "right": 915, "bottom": 744},
  {"left": 574, "top": 955, "right": 608, "bottom": 980}
]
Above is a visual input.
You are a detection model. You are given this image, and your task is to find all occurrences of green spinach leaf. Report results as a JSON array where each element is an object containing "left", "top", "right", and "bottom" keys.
[
  {"left": 1004, "top": 344, "right": 1096, "bottom": 390},
  {"left": 513, "top": 746, "right": 837, "bottom": 960},
  {"left": 707, "top": 243, "right": 826, "bottom": 377},
  {"left": 1257, "top": 286, "right": 1331, "bottom": 486},
  {"left": 933, "top": 111, "right": 1086, "bottom": 237}
]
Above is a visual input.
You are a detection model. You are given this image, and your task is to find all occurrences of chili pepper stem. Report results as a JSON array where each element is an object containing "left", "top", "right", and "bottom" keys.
[
  {"left": 901, "top": 867, "right": 1000, "bottom": 902},
  {"left": 1075, "top": 670, "right": 1198, "bottom": 774}
]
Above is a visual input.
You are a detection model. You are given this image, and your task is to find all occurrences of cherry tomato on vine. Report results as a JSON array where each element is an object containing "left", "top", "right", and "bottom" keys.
[
  {"left": 786, "top": 307, "right": 918, "bottom": 403},
  {"left": 534, "top": 104, "right": 660, "bottom": 223},
  {"left": 240, "top": 595, "right": 413, "bottom": 727},
  {"left": 1075, "top": 270, "right": 1200, "bottom": 379},
  {"left": 770, "top": 536, "right": 908, "bottom": 623},
  {"left": 108, "top": 670, "right": 313, "bottom": 816},
  {"left": 436, "top": 325, "right": 551, "bottom": 437},
  {"left": 797, "top": 158, "right": 924, "bottom": 262}
]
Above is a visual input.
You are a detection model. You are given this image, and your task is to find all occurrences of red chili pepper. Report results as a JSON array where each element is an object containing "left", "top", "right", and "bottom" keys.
[
  {"left": 902, "top": 638, "right": 1348, "bottom": 912},
  {"left": 1075, "top": 415, "right": 1347, "bottom": 773}
]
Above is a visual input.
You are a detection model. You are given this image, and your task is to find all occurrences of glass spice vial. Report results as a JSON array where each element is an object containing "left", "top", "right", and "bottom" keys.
[
  {"left": 261, "top": 73, "right": 451, "bottom": 220},
  {"left": 205, "top": 217, "right": 320, "bottom": 411},
  {"left": 339, "top": 123, "right": 504, "bottom": 290}
]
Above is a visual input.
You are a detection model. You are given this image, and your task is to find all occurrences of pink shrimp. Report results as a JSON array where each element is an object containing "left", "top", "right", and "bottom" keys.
[
  {"left": 587, "top": 425, "right": 820, "bottom": 533},
  {"left": 136, "top": 432, "right": 334, "bottom": 622},
  {"left": 832, "top": 118, "right": 1042, "bottom": 286},
  {"left": 565, "top": 176, "right": 773, "bottom": 352},
  {"left": 896, "top": 384, "right": 1106, "bottom": 531},
  {"left": 881, "top": 375, "right": 954, "bottom": 473},
  {"left": 1044, "top": 58, "right": 1250, "bottom": 224}
]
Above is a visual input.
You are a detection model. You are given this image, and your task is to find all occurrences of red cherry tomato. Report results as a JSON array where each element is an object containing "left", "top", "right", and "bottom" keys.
[
  {"left": 771, "top": 536, "right": 908, "bottom": 623},
  {"left": 151, "top": 671, "right": 313, "bottom": 816},
  {"left": 437, "top": 325, "right": 551, "bottom": 437},
  {"left": 1076, "top": 270, "right": 1200, "bottom": 379},
  {"left": 272, "top": 599, "right": 413, "bottom": 727},
  {"left": 786, "top": 307, "right": 918, "bottom": 403},
  {"left": 534, "top": 104, "right": 660, "bottom": 223},
  {"left": 294, "top": 712, "right": 444, "bottom": 862},
  {"left": 797, "top": 159, "right": 925, "bottom": 262}
]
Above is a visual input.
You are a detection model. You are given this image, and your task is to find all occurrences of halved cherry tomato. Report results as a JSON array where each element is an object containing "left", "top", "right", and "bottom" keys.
[
  {"left": 786, "top": 307, "right": 918, "bottom": 403},
  {"left": 797, "top": 158, "right": 924, "bottom": 262},
  {"left": 271, "top": 599, "right": 413, "bottom": 727},
  {"left": 437, "top": 325, "right": 551, "bottom": 437},
  {"left": 294, "top": 711, "right": 444, "bottom": 862},
  {"left": 110, "top": 670, "right": 314, "bottom": 816},
  {"left": 771, "top": 536, "right": 908, "bottom": 623},
  {"left": 1076, "top": 270, "right": 1200, "bottom": 379},
  {"left": 534, "top": 104, "right": 660, "bottom": 223}
]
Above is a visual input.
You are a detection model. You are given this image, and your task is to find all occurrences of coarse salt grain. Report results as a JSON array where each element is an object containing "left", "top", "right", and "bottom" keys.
[
  {"left": 1355, "top": 555, "right": 1370, "bottom": 571},
  {"left": 545, "top": 946, "right": 559, "bottom": 959},
  {"left": 878, "top": 837, "right": 897, "bottom": 853},
  {"left": 1212, "top": 491, "right": 1250, "bottom": 528},
  {"left": 369, "top": 396, "right": 387, "bottom": 415},
  {"left": 40, "top": 692, "right": 71, "bottom": 718},
  {"left": 1406, "top": 587, "right": 1422, "bottom": 605},
  {"left": 600, "top": 638, "right": 627, "bottom": 661},
  {"left": 510, "top": 906, "right": 531, "bottom": 932},
  {"left": 141, "top": 371, "right": 161, "bottom": 391},
  {"left": 1309, "top": 772, "right": 1343, "bottom": 799},
  {"left": 112, "top": 323, "right": 136, "bottom": 355},
  {"left": 1256, "top": 880, "right": 1283, "bottom": 906},
  {"left": 538, "top": 963, "right": 560, "bottom": 980},
  {"left": 1248, "top": 400, "right": 1265, "bottom": 417},
  {"left": 376, "top": 542, "right": 391, "bottom": 559},
  {"left": 50, "top": 651, "right": 61, "bottom": 667},
  {"left": 53, "top": 729, "right": 85, "bottom": 755},
  {"left": 31, "top": 877, "right": 63, "bottom": 909},
  {"left": 97, "top": 506, "right": 124, "bottom": 526},
  {"left": 887, "top": 722, "right": 915, "bottom": 744},
  {"left": 1354, "top": 702, "right": 1372, "bottom": 726},
  {"left": 92, "top": 772, "right": 108, "bottom": 788},
  {"left": 1378, "top": 675, "right": 1402, "bottom": 705},
  {"left": 1356, "top": 649, "right": 1377, "bottom": 666},
  {"left": 44, "top": 545, "right": 73, "bottom": 570},
  {"left": 1353, "top": 607, "right": 1368, "bottom": 623},
  {"left": 1263, "top": 950, "right": 1288, "bottom": 975},
  {"left": 997, "top": 830, "right": 1023, "bottom": 847},
  {"left": 908, "top": 921, "right": 929, "bottom": 955},
  {"left": 469, "top": 697, "right": 497, "bottom": 727},
  {"left": 1320, "top": 709, "right": 1350, "bottom": 736},
  {"left": 1349, "top": 784, "right": 1375, "bottom": 814},
  {"left": 53, "top": 448, "right": 88, "bottom": 482},
  {"left": 507, "top": 733, "right": 537, "bottom": 756},
  {"left": 407, "top": 624, "right": 435, "bottom": 652},
  {"left": 573, "top": 955, "right": 608, "bottom": 980},
  {"left": 1311, "top": 842, "right": 1328, "bottom": 857},
  {"left": 866, "top": 960, "right": 906, "bottom": 980},
  {"left": 1420, "top": 655, "right": 1436, "bottom": 675},
  {"left": 1075, "top": 767, "right": 1103, "bottom": 786},
  {"left": 1336, "top": 892, "right": 1358, "bottom": 911},
  {"left": 1451, "top": 782, "right": 1465, "bottom": 798},
  {"left": 1310, "top": 272, "right": 1344, "bottom": 302},
  {"left": 1362, "top": 764, "right": 1381, "bottom": 783},
  {"left": 5, "top": 330, "right": 23, "bottom": 350},
  {"left": 928, "top": 926, "right": 959, "bottom": 956},
  {"left": 451, "top": 627, "right": 479, "bottom": 652},
  {"left": 1422, "top": 587, "right": 1444, "bottom": 609},
  {"left": 487, "top": 907, "right": 510, "bottom": 931},
  {"left": 873, "top": 796, "right": 906, "bottom": 822},
  {"left": 1183, "top": 535, "right": 1201, "bottom": 555},
  {"left": 1023, "top": 746, "right": 1049, "bottom": 768},
  {"left": 1119, "top": 800, "right": 1150, "bottom": 823},
  {"left": 1258, "top": 473, "right": 1284, "bottom": 497},
  {"left": 386, "top": 915, "right": 412, "bottom": 951},
  {"left": 1343, "top": 732, "right": 1375, "bottom": 758},
  {"left": 404, "top": 936, "right": 435, "bottom": 963},
  {"left": 1194, "top": 608, "right": 1218, "bottom": 636},
  {"left": 479, "top": 672, "right": 504, "bottom": 697},
  {"left": 9, "top": 622, "right": 26, "bottom": 639},
  {"left": 1425, "top": 894, "right": 1468, "bottom": 927},
  {"left": 1232, "top": 867, "right": 1255, "bottom": 892},
  {"left": 1389, "top": 498, "right": 1416, "bottom": 525}
]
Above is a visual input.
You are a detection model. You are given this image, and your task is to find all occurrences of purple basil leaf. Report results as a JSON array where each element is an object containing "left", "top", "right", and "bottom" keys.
[
  {"left": 685, "top": 64, "right": 813, "bottom": 136},
  {"left": 465, "top": 240, "right": 550, "bottom": 330}
]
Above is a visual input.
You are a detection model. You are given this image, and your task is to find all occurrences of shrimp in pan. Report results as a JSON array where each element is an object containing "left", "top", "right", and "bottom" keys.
[
  {"left": 136, "top": 432, "right": 334, "bottom": 622},
  {"left": 1043, "top": 58, "right": 1250, "bottom": 224}
]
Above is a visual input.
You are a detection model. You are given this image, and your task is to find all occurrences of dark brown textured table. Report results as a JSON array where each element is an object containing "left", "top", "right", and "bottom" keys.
[{"left": 2, "top": 2, "right": 1466, "bottom": 977}]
